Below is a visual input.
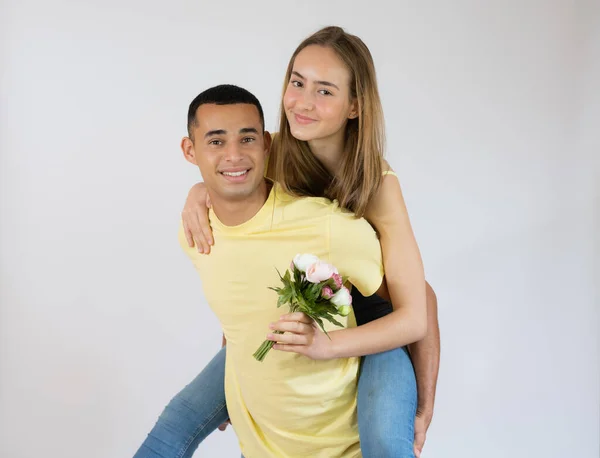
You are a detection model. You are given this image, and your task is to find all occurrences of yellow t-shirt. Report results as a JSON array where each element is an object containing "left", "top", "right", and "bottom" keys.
[{"left": 179, "top": 183, "right": 383, "bottom": 458}]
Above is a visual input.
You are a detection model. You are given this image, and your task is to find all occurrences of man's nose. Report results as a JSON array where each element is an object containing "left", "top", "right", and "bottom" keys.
[{"left": 223, "top": 143, "right": 244, "bottom": 161}]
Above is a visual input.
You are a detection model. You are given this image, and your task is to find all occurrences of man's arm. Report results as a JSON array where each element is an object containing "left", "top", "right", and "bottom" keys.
[{"left": 408, "top": 281, "right": 440, "bottom": 455}]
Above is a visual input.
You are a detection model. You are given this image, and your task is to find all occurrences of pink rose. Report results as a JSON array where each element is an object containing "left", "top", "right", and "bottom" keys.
[
  {"left": 332, "top": 273, "right": 343, "bottom": 290},
  {"left": 321, "top": 286, "right": 334, "bottom": 299},
  {"left": 306, "top": 261, "right": 338, "bottom": 283}
]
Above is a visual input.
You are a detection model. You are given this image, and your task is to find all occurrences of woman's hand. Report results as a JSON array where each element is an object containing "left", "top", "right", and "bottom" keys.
[
  {"left": 181, "top": 182, "right": 213, "bottom": 253},
  {"left": 268, "top": 312, "right": 334, "bottom": 360}
]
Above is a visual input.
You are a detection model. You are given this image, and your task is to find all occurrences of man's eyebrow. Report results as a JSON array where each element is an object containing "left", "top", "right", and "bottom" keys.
[
  {"left": 240, "top": 127, "right": 259, "bottom": 134},
  {"left": 292, "top": 70, "right": 340, "bottom": 90},
  {"left": 204, "top": 129, "right": 226, "bottom": 138}
]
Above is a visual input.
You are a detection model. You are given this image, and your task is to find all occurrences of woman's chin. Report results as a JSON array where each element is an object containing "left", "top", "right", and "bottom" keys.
[{"left": 290, "top": 126, "right": 316, "bottom": 142}]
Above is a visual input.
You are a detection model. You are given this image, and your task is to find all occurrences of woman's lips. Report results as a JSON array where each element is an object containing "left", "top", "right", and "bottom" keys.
[{"left": 294, "top": 113, "right": 317, "bottom": 125}]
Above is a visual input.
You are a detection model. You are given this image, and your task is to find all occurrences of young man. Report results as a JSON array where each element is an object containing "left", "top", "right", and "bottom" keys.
[{"left": 181, "top": 84, "right": 383, "bottom": 457}]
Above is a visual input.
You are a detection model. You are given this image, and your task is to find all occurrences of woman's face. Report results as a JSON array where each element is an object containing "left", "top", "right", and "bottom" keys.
[{"left": 283, "top": 45, "right": 357, "bottom": 144}]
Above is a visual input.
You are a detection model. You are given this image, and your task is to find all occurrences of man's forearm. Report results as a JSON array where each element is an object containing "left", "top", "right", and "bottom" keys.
[{"left": 408, "top": 282, "right": 440, "bottom": 421}]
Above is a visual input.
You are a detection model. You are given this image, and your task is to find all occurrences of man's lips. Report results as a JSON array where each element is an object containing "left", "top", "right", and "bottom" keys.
[{"left": 219, "top": 168, "right": 250, "bottom": 181}]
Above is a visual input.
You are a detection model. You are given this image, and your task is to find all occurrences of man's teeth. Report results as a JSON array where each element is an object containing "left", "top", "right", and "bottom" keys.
[{"left": 222, "top": 170, "right": 248, "bottom": 177}]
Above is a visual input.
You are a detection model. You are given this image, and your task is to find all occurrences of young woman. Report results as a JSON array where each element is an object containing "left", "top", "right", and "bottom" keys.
[{"left": 135, "top": 26, "right": 436, "bottom": 458}]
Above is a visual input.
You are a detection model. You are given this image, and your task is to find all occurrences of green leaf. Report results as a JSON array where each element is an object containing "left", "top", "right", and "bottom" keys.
[
  {"left": 312, "top": 316, "right": 331, "bottom": 338},
  {"left": 274, "top": 267, "right": 284, "bottom": 281},
  {"left": 311, "top": 283, "right": 323, "bottom": 299},
  {"left": 294, "top": 267, "right": 303, "bottom": 285},
  {"left": 325, "top": 315, "right": 344, "bottom": 328}
]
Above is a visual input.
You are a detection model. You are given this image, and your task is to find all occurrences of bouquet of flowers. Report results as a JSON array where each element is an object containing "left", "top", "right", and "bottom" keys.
[{"left": 253, "top": 253, "right": 353, "bottom": 362}]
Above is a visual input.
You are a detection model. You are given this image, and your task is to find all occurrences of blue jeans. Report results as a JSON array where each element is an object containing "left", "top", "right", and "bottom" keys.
[
  {"left": 357, "top": 347, "right": 417, "bottom": 457},
  {"left": 133, "top": 346, "right": 416, "bottom": 458},
  {"left": 133, "top": 349, "right": 228, "bottom": 458}
]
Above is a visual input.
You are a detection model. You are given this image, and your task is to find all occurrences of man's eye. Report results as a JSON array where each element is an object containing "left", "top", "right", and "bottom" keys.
[
  {"left": 241, "top": 137, "right": 255, "bottom": 143},
  {"left": 209, "top": 139, "right": 222, "bottom": 145}
]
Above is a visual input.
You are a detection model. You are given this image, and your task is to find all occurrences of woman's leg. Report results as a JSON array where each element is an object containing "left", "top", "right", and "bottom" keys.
[
  {"left": 357, "top": 347, "right": 417, "bottom": 458},
  {"left": 133, "top": 346, "right": 229, "bottom": 458}
]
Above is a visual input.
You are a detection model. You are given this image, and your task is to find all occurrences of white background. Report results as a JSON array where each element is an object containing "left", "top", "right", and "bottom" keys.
[{"left": 1, "top": 1, "right": 598, "bottom": 457}]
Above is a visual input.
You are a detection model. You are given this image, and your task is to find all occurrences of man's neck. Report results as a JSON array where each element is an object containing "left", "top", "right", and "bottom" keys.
[{"left": 210, "top": 179, "right": 272, "bottom": 227}]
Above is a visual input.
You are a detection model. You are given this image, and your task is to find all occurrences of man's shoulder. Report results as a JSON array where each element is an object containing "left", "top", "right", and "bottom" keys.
[
  {"left": 273, "top": 183, "right": 353, "bottom": 218},
  {"left": 273, "top": 185, "right": 377, "bottom": 242}
]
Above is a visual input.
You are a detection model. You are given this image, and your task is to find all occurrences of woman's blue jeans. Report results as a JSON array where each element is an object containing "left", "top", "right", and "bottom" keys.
[{"left": 133, "top": 346, "right": 417, "bottom": 458}]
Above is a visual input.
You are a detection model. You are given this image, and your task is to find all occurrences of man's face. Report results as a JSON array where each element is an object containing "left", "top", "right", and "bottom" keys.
[{"left": 183, "top": 103, "right": 269, "bottom": 202}]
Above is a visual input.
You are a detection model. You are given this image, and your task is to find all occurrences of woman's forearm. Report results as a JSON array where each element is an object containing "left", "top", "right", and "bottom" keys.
[
  {"left": 328, "top": 302, "right": 427, "bottom": 358},
  {"left": 328, "top": 230, "right": 429, "bottom": 358},
  {"left": 408, "top": 282, "right": 440, "bottom": 419}
]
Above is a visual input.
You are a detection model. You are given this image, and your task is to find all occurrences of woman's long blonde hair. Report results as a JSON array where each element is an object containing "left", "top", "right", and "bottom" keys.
[{"left": 271, "top": 26, "right": 385, "bottom": 217}]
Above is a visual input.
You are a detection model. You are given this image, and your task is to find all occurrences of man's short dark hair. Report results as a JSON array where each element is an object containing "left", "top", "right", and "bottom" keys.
[{"left": 187, "top": 84, "right": 265, "bottom": 140}]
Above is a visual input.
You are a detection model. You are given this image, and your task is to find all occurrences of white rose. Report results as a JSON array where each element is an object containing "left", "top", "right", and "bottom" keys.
[
  {"left": 331, "top": 286, "right": 352, "bottom": 307},
  {"left": 293, "top": 253, "right": 320, "bottom": 273}
]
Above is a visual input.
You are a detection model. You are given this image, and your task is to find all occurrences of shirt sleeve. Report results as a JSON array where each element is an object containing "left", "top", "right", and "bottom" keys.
[{"left": 328, "top": 208, "right": 384, "bottom": 297}]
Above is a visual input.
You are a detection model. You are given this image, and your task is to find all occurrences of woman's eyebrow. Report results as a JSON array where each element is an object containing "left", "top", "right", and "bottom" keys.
[{"left": 292, "top": 70, "right": 339, "bottom": 90}]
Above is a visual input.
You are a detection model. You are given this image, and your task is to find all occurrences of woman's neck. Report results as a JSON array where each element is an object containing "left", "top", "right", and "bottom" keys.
[{"left": 307, "top": 128, "right": 346, "bottom": 176}]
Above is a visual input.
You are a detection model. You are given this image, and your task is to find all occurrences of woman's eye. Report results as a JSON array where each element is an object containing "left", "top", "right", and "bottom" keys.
[
  {"left": 319, "top": 89, "right": 332, "bottom": 96},
  {"left": 291, "top": 80, "right": 303, "bottom": 88}
]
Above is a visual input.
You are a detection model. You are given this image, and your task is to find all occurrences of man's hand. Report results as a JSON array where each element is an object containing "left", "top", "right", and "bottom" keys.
[
  {"left": 413, "top": 410, "right": 431, "bottom": 457},
  {"left": 268, "top": 312, "right": 333, "bottom": 360}
]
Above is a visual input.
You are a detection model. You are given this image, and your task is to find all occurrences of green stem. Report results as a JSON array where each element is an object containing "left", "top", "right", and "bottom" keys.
[{"left": 253, "top": 330, "right": 283, "bottom": 362}]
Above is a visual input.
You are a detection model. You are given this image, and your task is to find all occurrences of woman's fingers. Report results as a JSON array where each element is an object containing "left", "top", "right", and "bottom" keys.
[
  {"left": 194, "top": 234, "right": 210, "bottom": 254},
  {"left": 267, "top": 314, "right": 316, "bottom": 347},
  {"left": 199, "top": 212, "right": 214, "bottom": 247},
  {"left": 181, "top": 182, "right": 214, "bottom": 254},
  {"left": 182, "top": 207, "right": 211, "bottom": 253},
  {"left": 267, "top": 331, "right": 310, "bottom": 346},
  {"left": 183, "top": 219, "right": 195, "bottom": 248},
  {"left": 187, "top": 215, "right": 207, "bottom": 253},
  {"left": 278, "top": 312, "right": 313, "bottom": 324},
  {"left": 269, "top": 320, "right": 313, "bottom": 335}
]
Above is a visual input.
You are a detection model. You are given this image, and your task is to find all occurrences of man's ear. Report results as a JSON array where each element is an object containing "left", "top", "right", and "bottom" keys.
[
  {"left": 181, "top": 137, "right": 197, "bottom": 165},
  {"left": 348, "top": 99, "right": 359, "bottom": 119},
  {"left": 263, "top": 131, "right": 272, "bottom": 156}
]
